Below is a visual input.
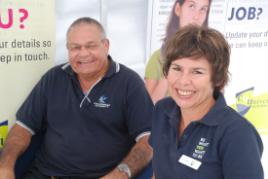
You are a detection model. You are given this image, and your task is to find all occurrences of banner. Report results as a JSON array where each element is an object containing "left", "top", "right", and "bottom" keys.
[
  {"left": 146, "top": 0, "right": 174, "bottom": 60},
  {"left": 209, "top": 0, "right": 268, "bottom": 135},
  {"left": 0, "top": 0, "right": 55, "bottom": 148}
]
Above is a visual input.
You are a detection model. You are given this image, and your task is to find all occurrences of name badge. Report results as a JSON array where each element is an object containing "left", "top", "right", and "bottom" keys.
[{"left": 178, "top": 154, "right": 202, "bottom": 170}]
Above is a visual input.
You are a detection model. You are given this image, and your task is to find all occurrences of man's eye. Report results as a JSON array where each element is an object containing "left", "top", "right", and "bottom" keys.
[
  {"left": 69, "top": 46, "right": 80, "bottom": 51},
  {"left": 85, "top": 44, "right": 98, "bottom": 49},
  {"left": 74, "top": 46, "right": 81, "bottom": 50}
]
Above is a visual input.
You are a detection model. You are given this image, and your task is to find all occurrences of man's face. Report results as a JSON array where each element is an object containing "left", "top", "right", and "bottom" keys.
[{"left": 67, "top": 23, "right": 109, "bottom": 79}]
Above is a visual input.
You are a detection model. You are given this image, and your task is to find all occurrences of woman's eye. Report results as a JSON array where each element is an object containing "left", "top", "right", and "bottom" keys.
[
  {"left": 193, "top": 70, "right": 203, "bottom": 74},
  {"left": 200, "top": 7, "right": 208, "bottom": 13},
  {"left": 171, "top": 66, "right": 181, "bottom": 71},
  {"left": 189, "top": 4, "right": 195, "bottom": 9}
]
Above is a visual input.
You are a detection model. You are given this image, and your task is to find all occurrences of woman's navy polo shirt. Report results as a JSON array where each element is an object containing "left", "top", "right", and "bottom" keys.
[
  {"left": 151, "top": 93, "right": 263, "bottom": 179},
  {"left": 16, "top": 57, "right": 153, "bottom": 178}
]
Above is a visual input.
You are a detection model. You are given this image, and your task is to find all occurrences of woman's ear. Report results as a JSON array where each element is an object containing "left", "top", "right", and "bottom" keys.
[{"left": 174, "top": 2, "right": 181, "bottom": 17}]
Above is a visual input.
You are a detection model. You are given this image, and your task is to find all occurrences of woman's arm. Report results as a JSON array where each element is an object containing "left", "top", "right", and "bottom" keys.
[{"left": 145, "top": 78, "right": 168, "bottom": 104}]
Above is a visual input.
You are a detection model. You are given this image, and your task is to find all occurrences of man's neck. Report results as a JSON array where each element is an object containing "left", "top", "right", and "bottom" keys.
[{"left": 78, "top": 59, "right": 110, "bottom": 93}]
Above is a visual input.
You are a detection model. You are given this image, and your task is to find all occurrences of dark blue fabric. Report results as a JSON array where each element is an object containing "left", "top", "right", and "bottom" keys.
[
  {"left": 15, "top": 134, "right": 152, "bottom": 179},
  {"left": 16, "top": 57, "right": 153, "bottom": 178},
  {"left": 151, "top": 92, "right": 263, "bottom": 179},
  {"left": 15, "top": 132, "right": 44, "bottom": 179}
]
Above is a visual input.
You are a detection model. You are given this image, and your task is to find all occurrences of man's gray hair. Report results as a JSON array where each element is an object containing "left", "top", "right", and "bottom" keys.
[{"left": 66, "top": 17, "right": 106, "bottom": 39}]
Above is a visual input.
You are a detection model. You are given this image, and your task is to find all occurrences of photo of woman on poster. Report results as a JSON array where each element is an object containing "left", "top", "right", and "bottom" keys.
[{"left": 144, "top": 0, "right": 211, "bottom": 103}]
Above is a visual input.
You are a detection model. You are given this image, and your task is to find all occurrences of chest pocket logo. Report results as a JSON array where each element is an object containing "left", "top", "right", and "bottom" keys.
[
  {"left": 93, "top": 95, "right": 111, "bottom": 108},
  {"left": 192, "top": 137, "right": 210, "bottom": 160}
]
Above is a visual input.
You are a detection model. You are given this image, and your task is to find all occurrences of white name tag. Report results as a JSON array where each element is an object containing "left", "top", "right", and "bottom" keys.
[{"left": 178, "top": 154, "right": 202, "bottom": 170}]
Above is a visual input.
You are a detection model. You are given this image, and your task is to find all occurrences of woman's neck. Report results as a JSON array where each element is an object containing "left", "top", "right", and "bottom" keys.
[{"left": 179, "top": 97, "right": 215, "bottom": 136}]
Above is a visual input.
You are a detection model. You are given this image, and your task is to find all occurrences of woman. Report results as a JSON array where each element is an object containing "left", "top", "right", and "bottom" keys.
[
  {"left": 145, "top": 0, "right": 211, "bottom": 103},
  {"left": 150, "top": 25, "right": 264, "bottom": 179}
]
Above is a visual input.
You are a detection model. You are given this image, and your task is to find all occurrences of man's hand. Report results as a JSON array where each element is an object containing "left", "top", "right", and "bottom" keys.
[
  {"left": 99, "top": 168, "right": 128, "bottom": 179},
  {"left": 0, "top": 166, "right": 15, "bottom": 179},
  {"left": 151, "top": 173, "right": 155, "bottom": 179}
]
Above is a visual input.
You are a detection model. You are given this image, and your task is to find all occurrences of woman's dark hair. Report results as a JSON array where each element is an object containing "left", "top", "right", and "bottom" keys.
[{"left": 163, "top": 25, "right": 230, "bottom": 91}]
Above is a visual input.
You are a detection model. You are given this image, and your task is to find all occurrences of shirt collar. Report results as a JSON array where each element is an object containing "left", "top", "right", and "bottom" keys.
[
  {"left": 199, "top": 92, "right": 228, "bottom": 126},
  {"left": 163, "top": 91, "right": 228, "bottom": 127},
  {"left": 161, "top": 98, "right": 181, "bottom": 128}
]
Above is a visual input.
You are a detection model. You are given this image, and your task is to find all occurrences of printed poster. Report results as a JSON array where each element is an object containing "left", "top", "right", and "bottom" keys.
[{"left": 0, "top": 0, "right": 55, "bottom": 148}]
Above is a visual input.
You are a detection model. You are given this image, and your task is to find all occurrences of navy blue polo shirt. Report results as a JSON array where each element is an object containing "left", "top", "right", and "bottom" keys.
[
  {"left": 16, "top": 56, "right": 153, "bottom": 178},
  {"left": 150, "top": 92, "right": 263, "bottom": 179}
]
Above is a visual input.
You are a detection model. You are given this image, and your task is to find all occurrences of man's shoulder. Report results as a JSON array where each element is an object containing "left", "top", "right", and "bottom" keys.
[
  {"left": 39, "top": 63, "right": 69, "bottom": 84},
  {"left": 116, "top": 63, "right": 142, "bottom": 81},
  {"left": 44, "top": 63, "right": 69, "bottom": 76}
]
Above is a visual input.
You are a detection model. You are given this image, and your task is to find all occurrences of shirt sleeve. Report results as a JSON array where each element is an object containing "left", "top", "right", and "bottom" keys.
[
  {"left": 145, "top": 50, "right": 163, "bottom": 80},
  {"left": 125, "top": 71, "right": 154, "bottom": 140},
  {"left": 219, "top": 118, "right": 264, "bottom": 179},
  {"left": 16, "top": 74, "right": 48, "bottom": 134}
]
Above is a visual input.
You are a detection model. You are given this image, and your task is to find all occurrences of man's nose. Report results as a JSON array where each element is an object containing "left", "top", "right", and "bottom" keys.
[{"left": 79, "top": 46, "right": 90, "bottom": 56}]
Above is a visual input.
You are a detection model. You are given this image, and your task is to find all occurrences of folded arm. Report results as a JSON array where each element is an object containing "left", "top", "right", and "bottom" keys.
[
  {"left": 0, "top": 124, "right": 32, "bottom": 179},
  {"left": 100, "top": 135, "right": 152, "bottom": 179}
]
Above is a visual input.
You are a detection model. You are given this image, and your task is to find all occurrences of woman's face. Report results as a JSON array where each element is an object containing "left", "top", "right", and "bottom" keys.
[
  {"left": 175, "top": 0, "right": 210, "bottom": 27},
  {"left": 167, "top": 57, "right": 215, "bottom": 112}
]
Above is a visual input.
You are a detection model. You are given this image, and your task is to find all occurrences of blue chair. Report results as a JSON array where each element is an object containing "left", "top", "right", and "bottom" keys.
[{"left": 15, "top": 133, "right": 152, "bottom": 179}]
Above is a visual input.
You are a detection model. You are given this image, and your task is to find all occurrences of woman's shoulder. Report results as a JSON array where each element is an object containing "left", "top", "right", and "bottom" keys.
[
  {"left": 217, "top": 106, "right": 261, "bottom": 140},
  {"left": 145, "top": 49, "right": 163, "bottom": 79},
  {"left": 155, "top": 97, "right": 176, "bottom": 111},
  {"left": 147, "top": 49, "right": 161, "bottom": 64}
]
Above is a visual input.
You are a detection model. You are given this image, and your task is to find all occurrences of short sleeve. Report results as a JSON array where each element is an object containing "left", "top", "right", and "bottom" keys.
[
  {"left": 125, "top": 72, "right": 154, "bottom": 139},
  {"left": 219, "top": 119, "right": 264, "bottom": 179},
  {"left": 16, "top": 74, "right": 48, "bottom": 133},
  {"left": 145, "top": 50, "right": 163, "bottom": 80}
]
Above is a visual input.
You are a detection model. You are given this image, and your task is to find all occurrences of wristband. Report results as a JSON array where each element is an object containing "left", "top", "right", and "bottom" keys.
[{"left": 117, "top": 163, "right": 131, "bottom": 178}]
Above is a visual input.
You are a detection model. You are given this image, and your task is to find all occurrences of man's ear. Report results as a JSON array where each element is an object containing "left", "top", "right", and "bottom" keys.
[{"left": 103, "top": 39, "right": 110, "bottom": 51}]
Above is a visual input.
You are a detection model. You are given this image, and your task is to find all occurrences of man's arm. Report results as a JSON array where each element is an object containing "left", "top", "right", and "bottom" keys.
[
  {"left": 100, "top": 135, "right": 152, "bottom": 179},
  {"left": 0, "top": 124, "right": 32, "bottom": 179}
]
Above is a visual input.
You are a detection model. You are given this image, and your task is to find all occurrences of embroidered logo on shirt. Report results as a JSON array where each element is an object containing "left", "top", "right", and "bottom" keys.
[
  {"left": 192, "top": 137, "right": 210, "bottom": 159},
  {"left": 93, "top": 95, "right": 111, "bottom": 108}
]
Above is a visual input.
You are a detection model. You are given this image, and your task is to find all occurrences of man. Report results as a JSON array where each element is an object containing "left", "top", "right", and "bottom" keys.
[{"left": 0, "top": 17, "right": 153, "bottom": 179}]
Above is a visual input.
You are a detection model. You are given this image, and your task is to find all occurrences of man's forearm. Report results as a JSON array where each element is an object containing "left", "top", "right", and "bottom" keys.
[
  {"left": 0, "top": 124, "right": 32, "bottom": 168},
  {"left": 120, "top": 135, "right": 152, "bottom": 177}
]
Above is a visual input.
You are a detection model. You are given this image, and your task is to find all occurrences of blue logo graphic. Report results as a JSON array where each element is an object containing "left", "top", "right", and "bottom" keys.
[
  {"left": 235, "top": 87, "right": 254, "bottom": 116},
  {"left": 99, "top": 95, "right": 108, "bottom": 104}
]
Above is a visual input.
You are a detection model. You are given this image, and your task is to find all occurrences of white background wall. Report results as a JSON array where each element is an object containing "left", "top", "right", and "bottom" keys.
[{"left": 55, "top": 0, "right": 148, "bottom": 77}]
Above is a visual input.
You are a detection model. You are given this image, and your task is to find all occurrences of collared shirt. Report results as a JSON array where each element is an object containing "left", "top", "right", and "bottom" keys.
[
  {"left": 16, "top": 56, "right": 153, "bottom": 178},
  {"left": 150, "top": 92, "right": 263, "bottom": 179}
]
